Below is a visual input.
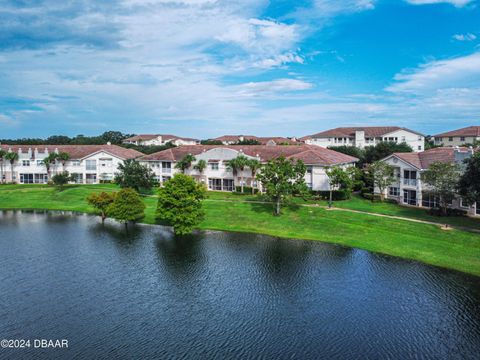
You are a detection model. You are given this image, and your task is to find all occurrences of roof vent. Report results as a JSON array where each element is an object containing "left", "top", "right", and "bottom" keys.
[{"left": 107, "top": 141, "right": 111, "bottom": 146}]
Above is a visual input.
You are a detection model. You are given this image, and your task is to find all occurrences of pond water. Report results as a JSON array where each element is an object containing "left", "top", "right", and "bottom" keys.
[{"left": 0, "top": 211, "right": 479, "bottom": 359}]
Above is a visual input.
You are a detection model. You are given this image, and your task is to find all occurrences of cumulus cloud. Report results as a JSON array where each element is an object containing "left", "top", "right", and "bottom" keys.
[{"left": 386, "top": 52, "right": 480, "bottom": 93}]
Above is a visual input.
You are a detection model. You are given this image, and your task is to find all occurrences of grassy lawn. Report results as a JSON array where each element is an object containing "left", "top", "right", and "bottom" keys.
[{"left": 1, "top": 184, "right": 480, "bottom": 276}]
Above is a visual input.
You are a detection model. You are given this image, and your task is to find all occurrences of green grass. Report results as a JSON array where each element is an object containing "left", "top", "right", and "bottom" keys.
[{"left": 1, "top": 184, "right": 479, "bottom": 276}]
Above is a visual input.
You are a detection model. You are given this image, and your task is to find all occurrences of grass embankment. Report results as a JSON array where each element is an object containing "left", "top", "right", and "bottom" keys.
[{"left": 1, "top": 184, "right": 479, "bottom": 276}]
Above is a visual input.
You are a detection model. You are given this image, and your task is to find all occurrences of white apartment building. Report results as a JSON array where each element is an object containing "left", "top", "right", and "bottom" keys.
[
  {"left": 0, "top": 144, "right": 142, "bottom": 184},
  {"left": 213, "top": 135, "right": 298, "bottom": 146},
  {"left": 139, "top": 145, "right": 358, "bottom": 192},
  {"left": 301, "top": 127, "right": 425, "bottom": 152},
  {"left": 379, "top": 147, "right": 479, "bottom": 217},
  {"left": 122, "top": 134, "right": 199, "bottom": 146},
  {"left": 433, "top": 126, "right": 480, "bottom": 147}
]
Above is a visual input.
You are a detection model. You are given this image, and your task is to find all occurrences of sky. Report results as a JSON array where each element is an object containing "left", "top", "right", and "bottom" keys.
[{"left": 0, "top": 0, "right": 479, "bottom": 139}]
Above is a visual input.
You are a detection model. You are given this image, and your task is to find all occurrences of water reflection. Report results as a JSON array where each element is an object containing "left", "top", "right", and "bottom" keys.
[{"left": 0, "top": 210, "right": 479, "bottom": 360}]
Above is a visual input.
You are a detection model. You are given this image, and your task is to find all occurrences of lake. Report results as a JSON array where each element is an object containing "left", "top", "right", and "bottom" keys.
[{"left": 0, "top": 211, "right": 479, "bottom": 359}]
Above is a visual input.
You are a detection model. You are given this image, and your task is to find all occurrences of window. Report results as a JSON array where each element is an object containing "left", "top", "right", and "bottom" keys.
[
  {"left": 208, "top": 178, "right": 222, "bottom": 191},
  {"left": 71, "top": 160, "right": 81, "bottom": 166},
  {"left": 162, "top": 176, "right": 171, "bottom": 183},
  {"left": 222, "top": 179, "right": 234, "bottom": 192},
  {"left": 19, "top": 174, "right": 34, "bottom": 183},
  {"left": 460, "top": 198, "right": 469, "bottom": 209},
  {"left": 418, "top": 136, "right": 423, "bottom": 141},
  {"left": 85, "top": 160, "right": 97, "bottom": 171},
  {"left": 418, "top": 146, "right": 422, "bottom": 150},
  {"left": 448, "top": 137, "right": 453, "bottom": 142},
  {"left": 460, "top": 137, "right": 465, "bottom": 142},
  {"left": 22, "top": 160, "right": 30, "bottom": 166},
  {"left": 306, "top": 166, "right": 313, "bottom": 174},
  {"left": 403, "top": 170, "right": 417, "bottom": 186},
  {"left": 37, "top": 160, "right": 44, "bottom": 166},
  {"left": 422, "top": 192, "right": 440, "bottom": 208},
  {"left": 209, "top": 162, "right": 219, "bottom": 170},
  {"left": 162, "top": 162, "right": 171, "bottom": 173},
  {"left": 389, "top": 187, "right": 400, "bottom": 196},
  {"left": 401, "top": 136, "right": 406, "bottom": 142}
]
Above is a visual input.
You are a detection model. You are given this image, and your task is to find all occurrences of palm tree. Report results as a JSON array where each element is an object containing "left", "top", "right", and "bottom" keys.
[
  {"left": 57, "top": 152, "right": 70, "bottom": 172},
  {"left": 4, "top": 152, "right": 19, "bottom": 183},
  {"left": 193, "top": 159, "right": 207, "bottom": 184},
  {"left": 227, "top": 155, "right": 249, "bottom": 193},
  {"left": 42, "top": 153, "right": 58, "bottom": 181},
  {"left": 175, "top": 154, "right": 196, "bottom": 174},
  {"left": 0, "top": 149, "right": 6, "bottom": 184},
  {"left": 247, "top": 159, "right": 262, "bottom": 194}
]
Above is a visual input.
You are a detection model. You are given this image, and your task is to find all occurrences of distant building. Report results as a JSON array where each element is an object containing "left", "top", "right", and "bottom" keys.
[
  {"left": 213, "top": 135, "right": 298, "bottom": 145},
  {"left": 0, "top": 144, "right": 142, "bottom": 184},
  {"left": 301, "top": 127, "right": 425, "bottom": 152},
  {"left": 433, "top": 126, "right": 480, "bottom": 147},
  {"left": 122, "top": 134, "right": 199, "bottom": 146},
  {"left": 379, "top": 146, "right": 479, "bottom": 217},
  {"left": 139, "top": 144, "right": 357, "bottom": 192}
]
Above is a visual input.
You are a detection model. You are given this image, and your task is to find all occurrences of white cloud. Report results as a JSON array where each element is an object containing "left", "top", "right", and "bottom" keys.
[
  {"left": 452, "top": 33, "right": 477, "bottom": 41},
  {"left": 236, "top": 79, "right": 313, "bottom": 97},
  {"left": 405, "top": 0, "right": 474, "bottom": 7},
  {"left": 386, "top": 52, "right": 480, "bottom": 93}
]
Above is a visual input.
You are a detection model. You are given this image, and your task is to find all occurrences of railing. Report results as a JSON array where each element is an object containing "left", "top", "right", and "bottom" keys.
[
  {"left": 162, "top": 167, "right": 172, "bottom": 174},
  {"left": 403, "top": 178, "right": 417, "bottom": 186}
]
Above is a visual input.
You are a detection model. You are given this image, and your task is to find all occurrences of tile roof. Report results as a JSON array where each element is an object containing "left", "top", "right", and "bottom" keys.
[
  {"left": 139, "top": 145, "right": 358, "bottom": 165},
  {"left": 0, "top": 144, "right": 144, "bottom": 160},
  {"left": 213, "top": 135, "right": 299, "bottom": 145},
  {"left": 391, "top": 147, "right": 475, "bottom": 169},
  {"left": 301, "top": 126, "right": 424, "bottom": 140},
  {"left": 433, "top": 126, "right": 480, "bottom": 138},
  {"left": 124, "top": 134, "right": 198, "bottom": 142}
]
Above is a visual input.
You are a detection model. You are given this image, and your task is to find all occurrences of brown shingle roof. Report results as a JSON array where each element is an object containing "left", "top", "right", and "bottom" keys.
[
  {"left": 301, "top": 126, "right": 424, "bottom": 140},
  {"left": 0, "top": 144, "right": 143, "bottom": 160},
  {"left": 391, "top": 147, "right": 474, "bottom": 169},
  {"left": 139, "top": 145, "right": 358, "bottom": 165},
  {"left": 433, "top": 126, "right": 480, "bottom": 138}
]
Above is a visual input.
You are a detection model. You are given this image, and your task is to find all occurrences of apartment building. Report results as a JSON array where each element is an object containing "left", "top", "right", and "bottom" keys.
[
  {"left": 139, "top": 144, "right": 357, "bottom": 192},
  {"left": 379, "top": 146, "right": 478, "bottom": 217},
  {"left": 213, "top": 135, "right": 299, "bottom": 146},
  {"left": 122, "top": 134, "right": 199, "bottom": 146},
  {"left": 301, "top": 127, "right": 425, "bottom": 152},
  {"left": 0, "top": 144, "right": 142, "bottom": 184},
  {"left": 433, "top": 126, "right": 480, "bottom": 147}
]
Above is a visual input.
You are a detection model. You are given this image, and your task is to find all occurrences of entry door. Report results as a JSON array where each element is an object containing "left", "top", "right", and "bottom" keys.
[{"left": 403, "top": 190, "right": 417, "bottom": 206}]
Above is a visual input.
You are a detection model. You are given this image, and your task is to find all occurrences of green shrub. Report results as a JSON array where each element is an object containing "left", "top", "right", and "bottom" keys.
[{"left": 234, "top": 186, "right": 259, "bottom": 194}]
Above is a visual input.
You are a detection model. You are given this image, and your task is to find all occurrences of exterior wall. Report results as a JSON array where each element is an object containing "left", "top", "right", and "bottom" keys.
[
  {"left": 434, "top": 136, "right": 480, "bottom": 147},
  {"left": 2, "top": 150, "right": 126, "bottom": 184},
  {"left": 141, "top": 147, "right": 356, "bottom": 192},
  {"left": 306, "top": 129, "right": 425, "bottom": 152},
  {"left": 379, "top": 156, "right": 479, "bottom": 217}
]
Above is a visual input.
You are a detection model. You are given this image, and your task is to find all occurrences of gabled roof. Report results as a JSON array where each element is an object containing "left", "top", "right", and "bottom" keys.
[
  {"left": 388, "top": 147, "right": 475, "bottom": 170},
  {"left": 433, "top": 126, "right": 480, "bottom": 138},
  {"left": 0, "top": 144, "right": 143, "bottom": 160},
  {"left": 213, "top": 135, "right": 298, "bottom": 145},
  {"left": 139, "top": 145, "right": 358, "bottom": 166},
  {"left": 301, "top": 126, "right": 424, "bottom": 140},
  {"left": 124, "top": 134, "right": 198, "bottom": 142}
]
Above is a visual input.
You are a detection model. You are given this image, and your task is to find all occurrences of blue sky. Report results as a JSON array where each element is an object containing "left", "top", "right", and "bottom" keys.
[{"left": 0, "top": 0, "right": 479, "bottom": 139}]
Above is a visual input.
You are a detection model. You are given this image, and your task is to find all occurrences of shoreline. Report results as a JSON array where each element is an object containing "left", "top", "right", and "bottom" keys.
[{"left": 2, "top": 206, "right": 479, "bottom": 278}]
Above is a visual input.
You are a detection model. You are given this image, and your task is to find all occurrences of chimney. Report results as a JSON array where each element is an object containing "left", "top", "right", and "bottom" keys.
[
  {"left": 34, "top": 148, "right": 39, "bottom": 158},
  {"left": 107, "top": 141, "right": 111, "bottom": 146}
]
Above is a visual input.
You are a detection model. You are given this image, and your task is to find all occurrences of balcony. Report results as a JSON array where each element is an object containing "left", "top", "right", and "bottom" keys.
[{"left": 403, "top": 178, "right": 417, "bottom": 187}]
